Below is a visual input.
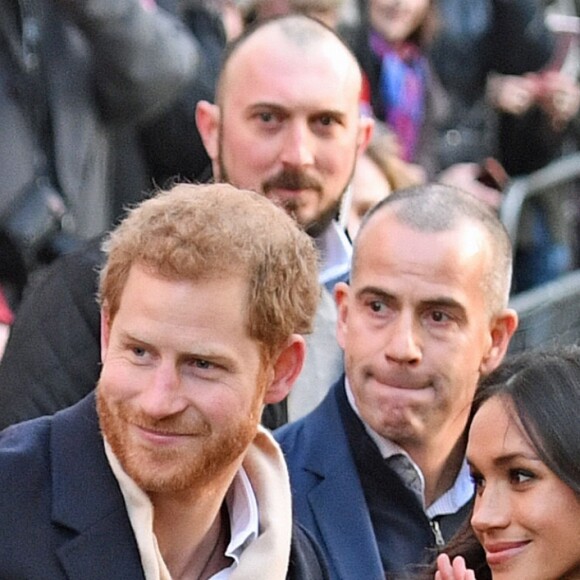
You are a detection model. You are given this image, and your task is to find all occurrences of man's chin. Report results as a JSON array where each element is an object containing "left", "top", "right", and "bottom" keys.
[
  {"left": 263, "top": 192, "right": 335, "bottom": 235},
  {"left": 277, "top": 207, "right": 319, "bottom": 235},
  {"left": 265, "top": 190, "right": 301, "bottom": 213}
]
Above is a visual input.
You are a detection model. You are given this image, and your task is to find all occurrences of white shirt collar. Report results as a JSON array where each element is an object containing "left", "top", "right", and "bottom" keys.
[
  {"left": 344, "top": 379, "right": 473, "bottom": 516},
  {"left": 426, "top": 460, "right": 473, "bottom": 519},
  {"left": 316, "top": 220, "right": 352, "bottom": 286},
  {"left": 220, "top": 467, "right": 259, "bottom": 571}
]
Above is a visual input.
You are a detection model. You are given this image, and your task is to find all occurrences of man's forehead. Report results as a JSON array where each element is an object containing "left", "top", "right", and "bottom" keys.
[{"left": 356, "top": 210, "right": 491, "bottom": 271}]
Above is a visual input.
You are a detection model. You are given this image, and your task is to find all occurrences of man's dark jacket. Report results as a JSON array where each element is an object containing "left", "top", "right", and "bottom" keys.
[
  {"left": 275, "top": 378, "right": 471, "bottom": 579},
  {"left": 0, "top": 392, "right": 328, "bottom": 579}
]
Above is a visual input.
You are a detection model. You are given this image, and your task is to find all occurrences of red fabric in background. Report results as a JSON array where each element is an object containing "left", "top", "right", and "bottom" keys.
[{"left": 0, "top": 286, "right": 14, "bottom": 325}]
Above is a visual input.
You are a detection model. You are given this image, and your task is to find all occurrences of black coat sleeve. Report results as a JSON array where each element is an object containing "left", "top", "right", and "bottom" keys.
[{"left": 0, "top": 237, "right": 104, "bottom": 430}]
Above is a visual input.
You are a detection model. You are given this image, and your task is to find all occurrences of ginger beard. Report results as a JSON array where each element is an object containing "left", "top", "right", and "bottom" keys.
[{"left": 96, "top": 367, "right": 268, "bottom": 494}]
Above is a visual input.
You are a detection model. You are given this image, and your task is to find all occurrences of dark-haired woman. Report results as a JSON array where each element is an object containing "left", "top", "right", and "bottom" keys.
[{"left": 427, "top": 346, "right": 580, "bottom": 580}]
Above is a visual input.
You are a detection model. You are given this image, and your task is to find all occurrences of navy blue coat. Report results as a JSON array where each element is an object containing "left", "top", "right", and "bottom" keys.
[
  {"left": 0, "top": 393, "right": 328, "bottom": 579},
  {"left": 275, "top": 378, "right": 471, "bottom": 580},
  {"left": 276, "top": 379, "right": 385, "bottom": 580}
]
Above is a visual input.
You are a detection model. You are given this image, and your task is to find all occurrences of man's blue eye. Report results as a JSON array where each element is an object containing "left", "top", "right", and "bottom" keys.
[{"left": 193, "top": 359, "right": 212, "bottom": 370}]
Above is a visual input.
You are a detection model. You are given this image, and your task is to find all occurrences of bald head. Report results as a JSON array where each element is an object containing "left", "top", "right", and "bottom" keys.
[
  {"left": 217, "top": 14, "right": 363, "bottom": 104},
  {"left": 195, "top": 12, "right": 373, "bottom": 234},
  {"left": 355, "top": 184, "right": 513, "bottom": 313}
]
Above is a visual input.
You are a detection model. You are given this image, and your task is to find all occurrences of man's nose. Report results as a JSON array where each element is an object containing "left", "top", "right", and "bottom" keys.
[
  {"left": 279, "top": 121, "right": 315, "bottom": 168},
  {"left": 383, "top": 312, "right": 422, "bottom": 364},
  {"left": 138, "top": 362, "right": 187, "bottom": 419}
]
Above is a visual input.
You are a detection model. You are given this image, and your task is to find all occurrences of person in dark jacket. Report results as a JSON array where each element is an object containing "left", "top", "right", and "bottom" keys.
[
  {"left": 0, "top": 0, "right": 199, "bottom": 288},
  {"left": 0, "top": 14, "right": 373, "bottom": 430},
  {"left": 0, "top": 182, "right": 328, "bottom": 579},
  {"left": 275, "top": 184, "right": 518, "bottom": 579}
]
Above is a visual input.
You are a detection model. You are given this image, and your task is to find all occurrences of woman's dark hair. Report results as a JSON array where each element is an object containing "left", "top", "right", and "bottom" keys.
[
  {"left": 413, "top": 344, "right": 580, "bottom": 579},
  {"left": 472, "top": 344, "right": 580, "bottom": 495}
]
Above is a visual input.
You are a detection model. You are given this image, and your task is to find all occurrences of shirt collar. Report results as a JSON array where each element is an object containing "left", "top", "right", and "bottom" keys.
[
  {"left": 222, "top": 467, "right": 259, "bottom": 566},
  {"left": 426, "top": 460, "right": 473, "bottom": 519},
  {"left": 344, "top": 379, "right": 473, "bottom": 515},
  {"left": 316, "top": 220, "right": 352, "bottom": 287}
]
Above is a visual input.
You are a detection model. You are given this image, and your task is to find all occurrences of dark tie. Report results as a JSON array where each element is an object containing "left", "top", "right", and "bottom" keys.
[{"left": 387, "top": 453, "right": 423, "bottom": 501}]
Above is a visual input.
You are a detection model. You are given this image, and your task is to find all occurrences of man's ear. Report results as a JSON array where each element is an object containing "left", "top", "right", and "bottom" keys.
[
  {"left": 263, "top": 335, "right": 306, "bottom": 405},
  {"left": 480, "top": 308, "right": 519, "bottom": 375},
  {"left": 195, "top": 100, "right": 220, "bottom": 162},
  {"left": 100, "top": 308, "right": 111, "bottom": 364},
  {"left": 334, "top": 281, "right": 350, "bottom": 350},
  {"left": 356, "top": 115, "right": 374, "bottom": 157}
]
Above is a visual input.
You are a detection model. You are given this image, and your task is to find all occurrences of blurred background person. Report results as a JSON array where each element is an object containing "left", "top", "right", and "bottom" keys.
[
  {"left": 133, "top": 0, "right": 244, "bottom": 203},
  {"left": 0, "top": 0, "right": 199, "bottom": 310},
  {"left": 488, "top": 4, "right": 580, "bottom": 292},
  {"left": 346, "top": 0, "right": 557, "bottom": 179},
  {"left": 342, "top": 121, "right": 425, "bottom": 238}
]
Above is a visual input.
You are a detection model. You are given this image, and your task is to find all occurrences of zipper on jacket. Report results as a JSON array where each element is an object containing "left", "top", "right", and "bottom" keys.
[{"left": 430, "top": 518, "right": 445, "bottom": 547}]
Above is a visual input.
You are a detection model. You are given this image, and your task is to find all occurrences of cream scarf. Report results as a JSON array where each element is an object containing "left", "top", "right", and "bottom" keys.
[{"left": 105, "top": 426, "right": 292, "bottom": 580}]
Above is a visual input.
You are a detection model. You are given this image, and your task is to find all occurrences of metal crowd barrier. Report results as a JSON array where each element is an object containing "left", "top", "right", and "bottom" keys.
[
  {"left": 508, "top": 268, "right": 580, "bottom": 353},
  {"left": 500, "top": 151, "right": 580, "bottom": 352},
  {"left": 500, "top": 150, "right": 580, "bottom": 246}
]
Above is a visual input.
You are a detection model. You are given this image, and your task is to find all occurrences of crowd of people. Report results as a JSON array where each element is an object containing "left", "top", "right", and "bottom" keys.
[{"left": 0, "top": 1, "right": 579, "bottom": 579}]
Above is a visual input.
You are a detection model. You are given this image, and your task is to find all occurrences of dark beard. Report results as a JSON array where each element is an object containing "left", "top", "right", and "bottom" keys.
[
  {"left": 304, "top": 199, "right": 341, "bottom": 238},
  {"left": 218, "top": 158, "right": 343, "bottom": 237}
]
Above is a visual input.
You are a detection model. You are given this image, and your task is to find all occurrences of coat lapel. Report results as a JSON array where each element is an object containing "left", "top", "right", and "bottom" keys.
[
  {"left": 302, "top": 382, "right": 385, "bottom": 580},
  {"left": 50, "top": 394, "right": 145, "bottom": 580}
]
